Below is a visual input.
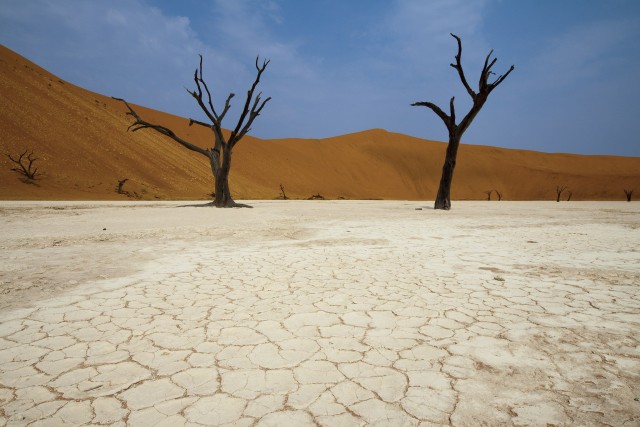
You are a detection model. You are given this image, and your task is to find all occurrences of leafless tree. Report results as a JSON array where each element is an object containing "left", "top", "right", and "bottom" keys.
[
  {"left": 624, "top": 189, "right": 633, "bottom": 202},
  {"left": 116, "top": 178, "right": 129, "bottom": 194},
  {"left": 412, "top": 34, "right": 514, "bottom": 210},
  {"left": 279, "top": 184, "right": 289, "bottom": 200},
  {"left": 566, "top": 191, "right": 572, "bottom": 202},
  {"left": 495, "top": 190, "right": 503, "bottom": 201},
  {"left": 484, "top": 189, "right": 493, "bottom": 201},
  {"left": 7, "top": 149, "right": 40, "bottom": 182},
  {"left": 556, "top": 185, "right": 568, "bottom": 202},
  {"left": 115, "top": 55, "right": 270, "bottom": 207}
]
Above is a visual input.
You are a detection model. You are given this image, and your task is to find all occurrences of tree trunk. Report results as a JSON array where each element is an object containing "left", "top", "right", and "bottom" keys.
[
  {"left": 214, "top": 147, "right": 235, "bottom": 207},
  {"left": 434, "top": 133, "right": 461, "bottom": 210}
]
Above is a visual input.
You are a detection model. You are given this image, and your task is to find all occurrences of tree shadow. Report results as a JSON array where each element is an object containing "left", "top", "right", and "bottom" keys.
[{"left": 177, "top": 201, "right": 254, "bottom": 208}]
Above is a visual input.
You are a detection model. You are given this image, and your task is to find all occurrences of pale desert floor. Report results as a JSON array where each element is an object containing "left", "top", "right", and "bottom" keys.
[{"left": 0, "top": 200, "right": 638, "bottom": 426}]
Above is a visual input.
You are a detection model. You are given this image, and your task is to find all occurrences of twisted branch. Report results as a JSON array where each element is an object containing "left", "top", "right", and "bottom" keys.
[{"left": 112, "top": 97, "right": 210, "bottom": 157}]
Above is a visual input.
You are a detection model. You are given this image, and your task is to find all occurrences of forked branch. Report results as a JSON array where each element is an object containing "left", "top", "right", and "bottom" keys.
[
  {"left": 450, "top": 33, "right": 476, "bottom": 100},
  {"left": 230, "top": 57, "right": 272, "bottom": 145},
  {"left": 112, "top": 97, "right": 210, "bottom": 157},
  {"left": 7, "top": 149, "right": 39, "bottom": 181},
  {"left": 556, "top": 185, "right": 568, "bottom": 202},
  {"left": 412, "top": 33, "right": 514, "bottom": 134}
]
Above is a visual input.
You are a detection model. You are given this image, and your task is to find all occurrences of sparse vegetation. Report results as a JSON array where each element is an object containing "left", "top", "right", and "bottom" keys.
[
  {"left": 115, "top": 178, "right": 140, "bottom": 199},
  {"left": 115, "top": 55, "right": 270, "bottom": 208},
  {"left": 484, "top": 190, "right": 493, "bottom": 201},
  {"left": 495, "top": 190, "right": 503, "bottom": 201},
  {"left": 624, "top": 189, "right": 633, "bottom": 202},
  {"left": 566, "top": 191, "right": 572, "bottom": 202},
  {"left": 307, "top": 193, "right": 325, "bottom": 200},
  {"left": 412, "top": 33, "right": 514, "bottom": 210},
  {"left": 7, "top": 149, "right": 40, "bottom": 182},
  {"left": 556, "top": 185, "right": 568, "bottom": 202},
  {"left": 116, "top": 178, "right": 128, "bottom": 194},
  {"left": 279, "top": 184, "right": 289, "bottom": 200}
]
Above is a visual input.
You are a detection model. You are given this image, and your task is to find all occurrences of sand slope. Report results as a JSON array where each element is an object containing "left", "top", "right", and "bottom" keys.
[{"left": 1, "top": 45, "right": 639, "bottom": 201}]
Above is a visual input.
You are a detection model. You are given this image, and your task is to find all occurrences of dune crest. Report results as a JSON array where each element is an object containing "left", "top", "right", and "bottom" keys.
[{"left": 1, "top": 45, "right": 638, "bottom": 201}]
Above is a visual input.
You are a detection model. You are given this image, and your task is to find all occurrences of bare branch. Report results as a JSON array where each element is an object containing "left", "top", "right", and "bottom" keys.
[
  {"left": 449, "top": 33, "right": 476, "bottom": 100},
  {"left": 218, "top": 93, "right": 235, "bottom": 123},
  {"left": 188, "top": 118, "right": 211, "bottom": 128},
  {"left": 230, "top": 57, "right": 271, "bottom": 142},
  {"left": 113, "top": 97, "right": 210, "bottom": 157},
  {"left": 449, "top": 96, "right": 456, "bottom": 125},
  {"left": 197, "top": 54, "right": 219, "bottom": 120},
  {"left": 489, "top": 65, "right": 515, "bottom": 91},
  {"left": 7, "top": 149, "right": 39, "bottom": 180},
  {"left": 556, "top": 185, "right": 568, "bottom": 202},
  {"left": 412, "top": 101, "right": 453, "bottom": 130}
]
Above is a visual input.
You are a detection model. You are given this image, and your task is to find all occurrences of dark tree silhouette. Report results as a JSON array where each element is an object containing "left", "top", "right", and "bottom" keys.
[
  {"left": 115, "top": 55, "right": 270, "bottom": 207},
  {"left": 279, "top": 184, "right": 289, "bottom": 200},
  {"left": 116, "top": 178, "right": 129, "bottom": 195},
  {"left": 484, "top": 190, "right": 493, "bottom": 201},
  {"left": 495, "top": 190, "right": 503, "bottom": 201},
  {"left": 412, "top": 34, "right": 514, "bottom": 210},
  {"left": 556, "top": 185, "right": 568, "bottom": 202},
  {"left": 7, "top": 149, "right": 40, "bottom": 182},
  {"left": 566, "top": 191, "right": 572, "bottom": 202},
  {"left": 624, "top": 189, "right": 633, "bottom": 202}
]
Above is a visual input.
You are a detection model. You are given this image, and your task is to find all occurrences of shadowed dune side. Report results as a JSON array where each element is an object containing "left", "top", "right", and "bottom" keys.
[{"left": 1, "top": 45, "right": 639, "bottom": 201}]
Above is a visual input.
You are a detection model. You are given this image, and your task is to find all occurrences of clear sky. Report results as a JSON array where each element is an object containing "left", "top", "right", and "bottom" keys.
[{"left": 1, "top": 0, "right": 639, "bottom": 155}]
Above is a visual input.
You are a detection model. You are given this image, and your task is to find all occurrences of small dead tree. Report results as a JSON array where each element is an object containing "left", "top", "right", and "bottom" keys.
[
  {"left": 413, "top": 34, "right": 514, "bottom": 210},
  {"left": 495, "top": 190, "right": 503, "bottom": 201},
  {"left": 116, "top": 178, "right": 129, "bottom": 194},
  {"left": 308, "top": 193, "right": 325, "bottom": 200},
  {"left": 556, "top": 185, "right": 568, "bottom": 202},
  {"left": 279, "top": 184, "right": 289, "bottom": 200},
  {"left": 624, "top": 189, "right": 633, "bottom": 202},
  {"left": 566, "top": 191, "right": 572, "bottom": 202},
  {"left": 484, "top": 190, "right": 493, "bottom": 201},
  {"left": 115, "top": 55, "right": 270, "bottom": 207},
  {"left": 7, "top": 150, "right": 40, "bottom": 182}
]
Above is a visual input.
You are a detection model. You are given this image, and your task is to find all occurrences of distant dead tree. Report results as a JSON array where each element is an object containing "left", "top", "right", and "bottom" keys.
[
  {"left": 279, "top": 184, "right": 289, "bottom": 200},
  {"left": 114, "top": 55, "right": 270, "bottom": 207},
  {"left": 116, "top": 178, "right": 129, "bottom": 195},
  {"left": 556, "top": 185, "right": 568, "bottom": 202},
  {"left": 624, "top": 189, "right": 633, "bottom": 202},
  {"left": 566, "top": 191, "right": 572, "bottom": 202},
  {"left": 412, "top": 34, "right": 514, "bottom": 210},
  {"left": 7, "top": 149, "right": 40, "bottom": 182},
  {"left": 495, "top": 190, "right": 503, "bottom": 201},
  {"left": 484, "top": 190, "right": 493, "bottom": 201},
  {"left": 307, "top": 193, "right": 325, "bottom": 200}
]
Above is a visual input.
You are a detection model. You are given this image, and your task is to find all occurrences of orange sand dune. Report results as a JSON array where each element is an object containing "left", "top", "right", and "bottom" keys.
[{"left": 1, "top": 45, "right": 639, "bottom": 201}]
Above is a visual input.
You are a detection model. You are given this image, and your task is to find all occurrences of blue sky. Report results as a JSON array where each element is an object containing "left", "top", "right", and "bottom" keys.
[{"left": 1, "top": 0, "right": 639, "bottom": 156}]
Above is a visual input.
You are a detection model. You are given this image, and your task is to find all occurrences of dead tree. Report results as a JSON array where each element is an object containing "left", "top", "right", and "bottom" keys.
[
  {"left": 116, "top": 178, "right": 129, "bottom": 194},
  {"left": 308, "top": 193, "right": 325, "bottom": 200},
  {"left": 556, "top": 185, "right": 567, "bottom": 202},
  {"left": 624, "top": 189, "right": 633, "bottom": 202},
  {"left": 566, "top": 191, "right": 572, "bottom": 202},
  {"left": 115, "top": 55, "right": 270, "bottom": 207},
  {"left": 495, "top": 190, "right": 503, "bottom": 201},
  {"left": 484, "top": 190, "right": 493, "bottom": 201},
  {"left": 279, "top": 184, "right": 289, "bottom": 200},
  {"left": 412, "top": 34, "right": 514, "bottom": 210},
  {"left": 7, "top": 150, "right": 40, "bottom": 182}
]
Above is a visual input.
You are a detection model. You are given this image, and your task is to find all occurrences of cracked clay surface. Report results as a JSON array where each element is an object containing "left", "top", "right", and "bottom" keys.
[{"left": 0, "top": 200, "right": 639, "bottom": 426}]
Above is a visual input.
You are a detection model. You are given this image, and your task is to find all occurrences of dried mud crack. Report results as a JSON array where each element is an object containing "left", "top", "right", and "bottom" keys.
[{"left": 1, "top": 201, "right": 639, "bottom": 426}]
